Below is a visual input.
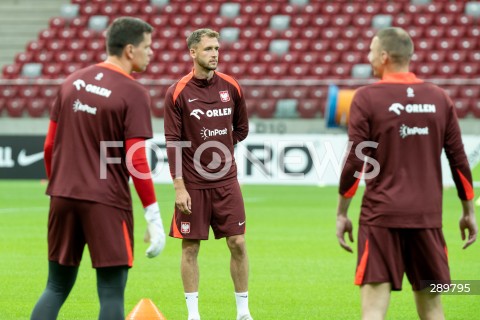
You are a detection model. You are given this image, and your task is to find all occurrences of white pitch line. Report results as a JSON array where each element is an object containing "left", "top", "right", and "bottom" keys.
[{"left": 0, "top": 207, "right": 46, "bottom": 214}]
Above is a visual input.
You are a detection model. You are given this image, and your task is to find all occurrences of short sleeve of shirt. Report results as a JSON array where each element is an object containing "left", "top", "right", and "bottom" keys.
[{"left": 124, "top": 85, "right": 153, "bottom": 140}]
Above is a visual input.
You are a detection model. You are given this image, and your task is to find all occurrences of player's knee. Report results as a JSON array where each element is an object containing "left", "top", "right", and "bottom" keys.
[
  {"left": 182, "top": 241, "right": 200, "bottom": 260},
  {"left": 227, "top": 236, "right": 246, "bottom": 254}
]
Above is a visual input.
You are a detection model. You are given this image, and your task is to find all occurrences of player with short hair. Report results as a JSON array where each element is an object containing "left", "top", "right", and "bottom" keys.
[
  {"left": 336, "top": 27, "right": 477, "bottom": 320},
  {"left": 31, "top": 17, "right": 165, "bottom": 320},
  {"left": 164, "top": 28, "right": 252, "bottom": 320}
]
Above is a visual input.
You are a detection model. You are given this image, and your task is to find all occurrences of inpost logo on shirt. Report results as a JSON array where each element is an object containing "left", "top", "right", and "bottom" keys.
[
  {"left": 399, "top": 124, "right": 429, "bottom": 138},
  {"left": 200, "top": 127, "right": 228, "bottom": 140}
]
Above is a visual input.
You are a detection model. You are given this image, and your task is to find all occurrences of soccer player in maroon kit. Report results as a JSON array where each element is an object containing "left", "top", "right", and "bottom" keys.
[
  {"left": 164, "top": 29, "right": 252, "bottom": 320},
  {"left": 336, "top": 27, "right": 477, "bottom": 320},
  {"left": 30, "top": 18, "right": 165, "bottom": 320}
]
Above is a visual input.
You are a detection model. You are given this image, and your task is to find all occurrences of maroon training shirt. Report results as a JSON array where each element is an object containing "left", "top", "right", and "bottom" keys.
[
  {"left": 47, "top": 62, "right": 153, "bottom": 210},
  {"left": 340, "top": 73, "right": 473, "bottom": 228},
  {"left": 164, "top": 70, "right": 249, "bottom": 189}
]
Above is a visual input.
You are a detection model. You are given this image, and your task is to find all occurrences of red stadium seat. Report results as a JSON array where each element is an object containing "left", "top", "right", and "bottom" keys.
[
  {"left": 289, "top": 64, "right": 310, "bottom": 78},
  {"left": 149, "top": 15, "right": 169, "bottom": 29},
  {"left": 63, "top": 63, "right": 83, "bottom": 75},
  {"left": 18, "top": 86, "right": 39, "bottom": 99},
  {"left": 424, "top": 51, "right": 446, "bottom": 63},
  {"left": 457, "top": 38, "right": 477, "bottom": 50},
  {"left": 453, "top": 99, "right": 471, "bottom": 118},
  {"left": 267, "top": 64, "right": 289, "bottom": 79},
  {"left": 190, "top": 16, "right": 212, "bottom": 28},
  {"left": 309, "top": 87, "right": 327, "bottom": 100},
  {"left": 310, "top": 64, "right": 331, "bottom": 78},
  {"left": 445, "top": 26, "right": 465, "bottom": 38},
  {"left": 46, "top": 39, "right": 65, "bottom": 51},
  {"left": 255, "top": 99, "right": 276, "bottom": 118},
  {"left": 321, "top": 28, "right": 340, "bottom": 40},
  {"left": 26, "top": 98, "right": 48, "bottom": 117},
  {"left": 43, "top": 63, "right": 64, "bottom": 78},
  {"left": 411, "top": 52, "right": 425, "bottom": 63},
  {"left": 74, "top": 51, "right": 95, "bottom": 63},
  {"left": 459, "top": 87, "right": 480, "bottom": 99},
  {"left": 34, "top": 51, "right": 53, "bottom": 63},
  {"left": 57, "top": 28, "right": 77, "bottom": 40},
  {"left": 446, "top": 51, "right": 467, "bottom": 63},
  {"left": 26, "top": 40, "right": 45, "bottom": 52},
  {"left": 360, "top": 28, "right": 376, "bottom": 40},
  {"left": 298, "top": 99, "right": 321, "bottom": 118},
  {"left": 49, "top": 17, "right": 66, "bottom": 29},
  {"left": 0, "top": 86, "right": 18, "bottom": 99},
  {"left": 322, "top": 3, "right": 341, "bottom": 15},
  {"left": 466, "top": 26, "right": 480, "bottom": 38},
  {"left": 417, "top": 38, "right": 435, "bottom": 51},
  {"left": 157, "top": 51, "right": 177, "bottom": 64},
  {"left": 86, "top": 39, "right": 105, "bottom": 52},
  {"left": 249, "top": 39, "right": 269, "bottom": 52},
  {"left": 291, "top": 15, "right": 311, "bottom": 28},
  {"left": 280, "top": 29, "right": 300, "bottom": 40},
  {"left": 259, "top": 52, "right": 280, "bottom": 64},
  {"left": 240, "top": 3, "right": 259, "bottom": 15},
  {"left": 309, "top": 40, "right": 330, "bottom": 52},
  {"left": 147, "top": 63, "right": 166, "bottom": 76},
  {"left": 290, "top": 39, "right": 310, "bottom": 52},
  {"left": 248, "top": 64, "right": 268, "bottom": 79},
  {"left": 119, "top": 3, "right": 140, "bottom": 15},
  {"left": 436, "top": 63, "right": 458, "bottom": 78},
  {"left": 250, "top": 15, "right": 270, "bottom": 28},
  {"left": 288, "top": 87, "right": 309, "bottom": 100},
  {"left": 444, "top": 2, "right": 465, "bottom": 14},
  {"left": 201, "top": 3, "right": 220, "bottom": 15},
  {"left": 425, "top": 3, "right": 443, "bottom": 14},
  {"left": 77, "top": 29, "right": 96, "bottom": 40},
  {"left": 382, "top": 3, "right": 402, "bottom": 14},
  {"left": 210, "top": 16, "right": 229, "bottom": 29},
  {"left": 99, "top": 3, "right": 119, "bottom": 16},
  {"left": 351, "top": 15, "right": 372, "bottom": 28},
  {"left": 352, "top": 39, "right": 370, "bottom": 52},
  {"left": 15, "top": 52, "right": 33, "bottom": 64},
  {"left": 456, "top": 15, "right": 474, "bottom": 26},
  {"left": 393, "top": 15, "right": 412, "bottom": 28},
  {"left": 299, "top": 52, "right": 319, "bottom": 64},
  {"left": 300, "top": 28, "right": 320, "bottom": 39},
  {"left": 6, "top": 98, "right": 26, "bottom": 117},
  {"left": 245, "top": 87, "right": 267, "bottom": 100},
  {"left": 259, "top": 29, "right": 281, "bottom": 40},
  {"left": 332, "top": 39, "right": 351, "bottom": 52},
  {"left": 332, "top": 15, "right": 351, "bottom": 28},
  {"left": 414, "top": 63, "right": 436, "bottom": 77},
  {"left": 436, "top": 38, "right": 456, "bottom": 51},
  {"left": 259, "top": 3, "right": 280, "bottom": 15},
  {"left": 468, "top": 51, "right": 480, "bottom": 63},
  {"left": 458, "top": 63, "right": 478, "bottom": 78},
  {"left": 266, "top": 86, "right": 288, "bottom": 99},
  {"left": 471, "top": 100, "right": 480, "bottom": 118},
  {"left": 303, "top": 3, "right": 320, "bottom": 15},
  {"left": 330, "top": 64, "right": 352, "bottom": 78},
  {"left": 226, "top": 63, "right": 247, "bottom": 77},
  {"left": 424, "top": 26, "right": 444, "bottom": 39},
  {"left": 65, "top": 39, "right": 86, "bottom": 51},
  {"left": 170, "top": 15, "right": 189, "bottom": 28},
  {"left": 160, "top": 3, "right": 180, "bottom": 15},
  {"left": 2, "top": 63, "right": 22, "bottom": 79},
  {"left": 412, "top": 14, "right": 434, "bottom": 26},
  {"left": 150, "top": 98, "right": 165, "bottom": 118},
  {"left": 221, "top": 52, "right": 238, "bottom": 64},
  {"left": 310, "top": 15, "right": 330, "bottom": 28},
  {"left": 342, "top": 28, "right": 360, "bottom": 40},
  {"left": 341, "top": 52, "right": 364, "bottom": 64},
  {"left": 319, "top": 52, "right": 339, "bottom": 64},
  {"left": 79, "top": 3, "right": 100, "bottom": 16},
  {"left": 70, "top": 16, "right": 88, "bottom": 30}
]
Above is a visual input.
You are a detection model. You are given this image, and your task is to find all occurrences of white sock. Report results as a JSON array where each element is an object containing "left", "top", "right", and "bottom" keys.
[
  {"left": 185, "top": 292, "right": 200, "bottom": 319},
  {"left": 235, "top": 291, "right": 250, "bottom": 318}
]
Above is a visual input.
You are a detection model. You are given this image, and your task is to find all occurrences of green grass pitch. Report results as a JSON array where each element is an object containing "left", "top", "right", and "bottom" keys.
[{"left": 0, "top": 181, "right": 479, "bottom": 319}]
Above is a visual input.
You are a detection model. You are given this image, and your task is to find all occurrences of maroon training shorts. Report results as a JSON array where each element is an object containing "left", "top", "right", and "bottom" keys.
[
  {"left": 48, "top": 196, "right": 134, "bottom": 268},
  {"left": 355, "top": 225, "right": 450, "bottom": 291},
  {"left": 169, "top": 181, "right": 246, "bottom": 240}
]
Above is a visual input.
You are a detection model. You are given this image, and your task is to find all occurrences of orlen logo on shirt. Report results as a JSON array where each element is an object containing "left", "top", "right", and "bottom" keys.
[
  {"left": 72, "top": 79, "right": 112, "bottom": 98},
  {"left": 388, "top": 103, "right": 436, "bottom": 116},
  {"left": 190, "top": 108, "right": 232, "bottom": 120},
  {"left": 399, "top": 124, "right": 429, "bottom": 139},
  {"left": 200, "top": 127, "right": 228, "bottom": 140}
]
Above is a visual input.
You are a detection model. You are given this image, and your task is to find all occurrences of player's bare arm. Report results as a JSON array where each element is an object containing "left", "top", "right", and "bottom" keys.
[
  {"left": 460, "top": 199, "right": 478, "bottom": 249},
  {"left": 336, "top": 195, "right": 354, "bottom": 253},
  {"left": 174, "top": 177, "right": 192, "bottom": 214}
]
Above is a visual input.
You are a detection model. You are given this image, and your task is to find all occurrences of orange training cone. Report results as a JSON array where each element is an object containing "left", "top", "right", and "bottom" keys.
[{"left": 126, "top": 298, "right": 167, "bottom": 320}]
